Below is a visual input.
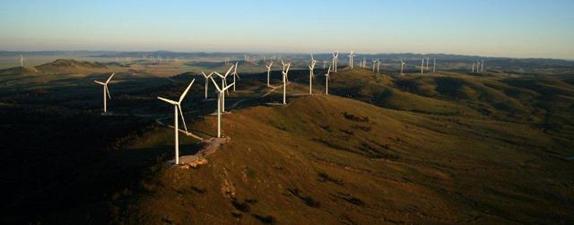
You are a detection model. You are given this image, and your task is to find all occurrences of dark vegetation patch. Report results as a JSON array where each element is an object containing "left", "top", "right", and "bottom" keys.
[
  {"left": 351, "top": 124, "right": 372, "bottom": 132},
  {"left": 342, "top": 112, "right": 370, "bottom": 122},
  {"left": 358, "top": 142, "right": 400, "bottom": 160},
  {"left": 288, "top": 188, "right": 321, "bottom": 208},
  {"left": 231, "top": 198, "right": 251, "bottom": 213},
  {"left": 318, "top": 172, "right": 345, "bottom": 186},
  {"left": 252, "top": 214, "right": 276, "bottom": 224},
  {"left": 331, "top": 192, "right": 366, "bottom": 207},
  {"left": 312, "top": 138, "right": 352, "bottom": 152}
]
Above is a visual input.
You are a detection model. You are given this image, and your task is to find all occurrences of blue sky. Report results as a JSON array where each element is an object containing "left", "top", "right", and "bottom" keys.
[{"left": 1, "top": 0, "right": 573, "bottom": 59}]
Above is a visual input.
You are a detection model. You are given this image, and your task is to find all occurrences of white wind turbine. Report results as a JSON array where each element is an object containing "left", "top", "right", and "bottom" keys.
[
  {"left": 481, "top": 60, "right": 485, "bottom": 72},
  {"left": 376, "top": 60, "right": 381, "bottom": 73},
  {"left": 400, "top": 59, "right": 406, "bottom": 75},
  {"left": 309, "top": 54, "right": 317, "bottom": 95},
  {"left": 433, "top": 58, "right": 437, "bottom": 73},
  {"left": 325, "top": 65, "right": 332, "bottom": 95},
  {"left": 472, "top": 62, "right": 476, "bottom": 73},
  {"left": 348, "top": 51, "right": 355, "bottom": 69},
  {"left": 20, "top": 55, "right": 24, "bottom": 67},
  {"left": 94, "top": 72, "right": 116, "bottom": 113},
  {"left": 232, "top": 62, "right": 240, "bottom": 91},
  {"left": 213, "top": 65, "right": 235, "bottom": 112},
  {"left": 281, "top": 61, "right": 291, "bottom": 104},
  {"left": 157, "top": 79, "right": 196, "bottom": 165},
  {"left": 210, "top": 77, "right": 235, "bottom": 138},
  {"left": 421, "top": 58, "right": 425, "bottom": 75},
  {"left": 265, "top": 61, "right": 273, "bottom": 87},
  {"left": 372, "top": 60, "right": 377, "bottom": 72},
  {"left": 332, "top": 51, "right": 339, "bottom": 72},
  {"left": 426, "top": 56, "right": 430, "bottom": 70},
  {"left": 201, "top": 72, "right": 214, "bottom": 99}
]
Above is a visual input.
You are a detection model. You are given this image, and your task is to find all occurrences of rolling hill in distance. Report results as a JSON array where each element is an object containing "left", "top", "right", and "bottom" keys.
[{"left": 0, "top": 53, "right": 573, "bottom": 224}]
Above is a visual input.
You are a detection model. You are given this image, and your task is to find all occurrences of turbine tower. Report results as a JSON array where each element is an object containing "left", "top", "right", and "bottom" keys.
[
  {"left": 281, "top": 61, "right": 291, "bottom": 104},
  {"left": 433, "top": 58, "right": 436, "bottom": 73},
  {"left": 472, "top": 62, "right": 476, "bottom": 73},
  {"left": 376, "top": 60, "right": 381, "bottom": 73},
  {"left": 325, "top": 66, "right": 332, "bottom": 95},
  {"left": 426, "top": 56, "right": 430, "bottom": 70},
  {"left": 210, "top": 77, "right": 235, "bottom": 138},
  {"left": 93, "top": 73, "right": 116, "bottom": 113},
  {"left": 201, "top": 72, "right": 214, "bottom": 99},
  {"left": 481, "top": 60, "right": 485, "bottom": 72},
  {"left": 157, "top": 79, "right": 196, "bottom": 165},
  {"left": 309, "top": 54, "right": 317, "bottom": 95},
  {"left": 20, "top": 55, "right": 24, "bottom": 67},
  {"left": 265, "top": 61, "right": 273, "bottom": 87},
  {"left": 348, "top": 51, "right": 355, "bottom": 69}
]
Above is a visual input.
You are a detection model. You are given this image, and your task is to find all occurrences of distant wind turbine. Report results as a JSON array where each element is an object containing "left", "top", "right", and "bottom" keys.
[
  {"left": 201, "top": 72, "right": 214, "bottom": 99},
  {"left": 332, "top": 51, "right": 339, "bottom": 72},
  {"left": 94, "top": 73, "right": 116, "bottom": 113},
  {"left": 433, "top": 58, "right": 436, "bottom": 73},
  {"left": 20, "top": 55, "right": 24, "bottom": 67},
  {"left": 400, "top": 59, "right": 406, "bottom": 75},
  {"left": 265, "top": 61, "right": 274, "bottom": 87},
  {"left": 213, "top": 65, "right": 235, "bottom": 112},
  {"left": 421, "top": 58, "right": 425, "bottom": 75},
  {"left": 281, "top": 61, "right": 291, "bottom": 104},
  {"left": 325, "top": 65, "right": 332, "bottom": 95},
  {"left": 309, "top": 54, "right": 317, "bottom": 95},
  {"left": 348, "top": 51, "right": 355, "bottom": 69},
  {"left": 232, "top": 62, "right": 240, "bottom": 91}
]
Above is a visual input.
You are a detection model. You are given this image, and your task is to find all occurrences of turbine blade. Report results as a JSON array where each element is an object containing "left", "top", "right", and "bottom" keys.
[
  {"left": 94, "top": 81, "right": 106, "bottom": 85},
  {"left": 105, "top": 85, "right": 111, "bottom": 99},
  {"left": 158, "top": 96, "right": 178, "bottom": 105},
  {"left": 210, "top": 77, "right": 222, "bottom": 92},
  {"left": 179, "top": 79, "right": 195, "bottom": 103},
  {"left": 178, "top": 105, "right": 188, "bottom": 132},
  {"left": 105, "top": 72, "right": 116, "bottom": 84}
]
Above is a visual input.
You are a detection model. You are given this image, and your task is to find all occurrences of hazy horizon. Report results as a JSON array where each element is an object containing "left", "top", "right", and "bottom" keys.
[{"left": 1, "top": 0, "right": 573, "bottom": 59}]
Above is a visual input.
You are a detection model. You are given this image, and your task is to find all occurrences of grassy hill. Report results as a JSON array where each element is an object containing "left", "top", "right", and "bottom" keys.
[{"left": 109, "top": 94, "right": 573, "bottom": 225}]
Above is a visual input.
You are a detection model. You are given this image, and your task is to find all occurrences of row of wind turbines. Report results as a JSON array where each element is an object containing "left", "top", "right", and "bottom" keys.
[{"left": 92, "top": 51, "right": 486, "bottom": 165}]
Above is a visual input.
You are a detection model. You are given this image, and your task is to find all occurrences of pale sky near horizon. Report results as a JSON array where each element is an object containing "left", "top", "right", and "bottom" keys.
[{"left": 1, "top": 0, "right": 573, "bottom": 59}]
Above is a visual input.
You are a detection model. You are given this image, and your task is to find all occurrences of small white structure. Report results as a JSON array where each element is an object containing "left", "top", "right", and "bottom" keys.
[
  {"left": 421, "top": 58, "right": 425, "bottom": 75},
  {"left": 157, "top": 79, "right": 196, "bottom": 165},
  {"left": 201, "top": 72, "right": 214, "bottom": 99},
  {"left": 232, "top": 62, "right": 240, "bottom": 91},
  {"left": 281, "top": 61, "right": 291, "bottom": 104},
  {"left": 210, "top": 77, "right": 235, "bottom": 138},
  {"left": 325, "top": 65, "right": 332, "bottom": 95},
  {"left": 309, "top": 54, "right": 317, "bottom": 95},
  {"left": 265, "top": 61, "right": 273, "bottom": 87},
  {"left": 348, "top": 51, "right": 355, "bottom": 69},
  {"left": 20, "top": 55, "right": 24, "bottom": 67},
  {"left": 94, "top": 72, "right": 116, "bottom": 113},
  {"left": 433, "top": 58, "right": 437, "bottom": 73},
  {"left": 332, "top": 51, "right": 339, "bottom": 72},
  {"left": 400, "top": 59, "right": 406, "bottom": 75}
]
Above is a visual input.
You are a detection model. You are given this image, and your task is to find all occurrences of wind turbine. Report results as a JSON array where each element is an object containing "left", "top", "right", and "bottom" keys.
[
  {"left": 481, "top": 60, "right": 485, "bottom": 72},
  {"left": 157, "top": 79, "right": 195, "bottom": 165},
  {"left": 94, "top": 72, "right": 116, "bottom": 113},
  {"left": 376, "top": 60, "right": 381, "bottom": 73},
  {"left": 309, "top": 54, "right": 317, "bottom": 95},
  {"left": 265, "top": 61, "right": 273, "bottom": 87},
  {"left": 19, "top": 55, "right": 24, "bottom": 67},
  {"left": 201, "top": 72, "right": 214, "bottom": 99},
  {"left": 426, "top": 56, "right": 430, "bottom": 70},
  {"left": 213, "top": 65, "right": 235, "bottom": 112},
  {"left": 281, "top": 61, "right": 291, "bottom": 104},
  {"left": 325, "top": 65, "right": 332, "bottom": 95},
  {"left": 472, "top": 62, "right": 476, "bottom": 73},
  {"left": 332, "top": 51, "right": 339, "bottom": 72},
  {"left": 210, "top": 77, "right": 235, "bottom": 138},
  {"left": 433, "top": 58, "right": 436, "bottom": 73},
  {"left": 232, "top": 62, "right": 240, "bottom": 91},
  {"left": 400, "top": 59, "right": 406, "bottom": 75},
  {"left": 372, "top": 60, "right": 377, "bottom": 72},
  {"left": 421, "top": 58, "right": 425, "bottom": 75},
  {"left": 348, "top": 51, "right": 355, "bottom": 69}
]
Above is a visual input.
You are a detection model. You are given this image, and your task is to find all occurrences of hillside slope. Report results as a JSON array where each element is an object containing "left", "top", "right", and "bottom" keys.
[{"left": 113, "top": 95, "right": 574, "bottom": 225}]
